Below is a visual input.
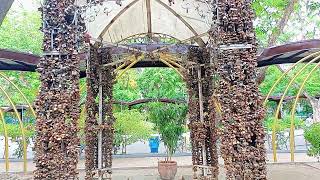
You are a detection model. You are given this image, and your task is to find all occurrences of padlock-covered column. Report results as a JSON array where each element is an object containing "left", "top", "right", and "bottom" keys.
[
  {"left": 34, "top": 1, "right": 85, "bottom": 179},
  {"left": 186, "top": 47, "right": 219, "bottom": 179},
  {"left": 210, "top": 0, "right": 267, "bottom": 179}
]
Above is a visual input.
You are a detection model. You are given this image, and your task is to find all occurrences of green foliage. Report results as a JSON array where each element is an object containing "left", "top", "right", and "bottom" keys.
[
  {"left": 264, "top": 115, "right": 305, "bottom": 132},
  {"left": 136, "top": 68, "right": 188, "bottom": 158},
  {"left": 114, "top": 109, "right": 153, "bottom": 144},
  {"left": 148, "top": 103, "right": 187, "bottom": 159},
  {"left": 253, "top": 0, "right": 320, "bottom": 46},
  {"left": 0, "top": 6, "right": 42, "bottom": 54},
  {"left": 304, "top": 123, "right": 320, "bottom": 160},
  {"left": 253, "top": 0, "right": 290, "bottom": 46},
  {"left": 0, "top": 71, "right": 40, "bottom": 106},
  {"left": 259, "top": 66, "right": 290, "bottom": 95},
  {"left": 138, "top": 68, "right": 186, "bottom": 99},
  {"left": 0, "top": 123, "right": 35, "bottom": 139},
  {"left": 114, "top": 70, "right": 140, "bottom": 102},
  {"left": 114, "top": 109, "right": 153, "bottom": 154},
  {"left": 78, "top": 105, "right": 86, "bottom": 145},
  {"left": 0, "top": 4, "right": 41, "bottom": 106},
  {"left": 260, "top": 64, "right": 320, "bottom": 122},
  {"left": 260, "top": 65, "right": 320, "bottom": 96}
]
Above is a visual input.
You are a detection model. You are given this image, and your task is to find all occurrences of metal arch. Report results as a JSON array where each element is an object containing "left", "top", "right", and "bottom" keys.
[
  {"left": 98, "top": 0, "right": 142, "bottom": 41},
  {"left": 271, "top": 53, "right": 320, "bottom": 162},
  {"left": 116, "top": 32, "right": 182, "bottom": 44},
  {"left": 0, "top": 108, "right": 9, "bottom": 172},
  {"left": 289, "top": 61, "right": 320, "bottom": 162},
  {"left": 154, "top": 0, "right": 205, "bottom": 47},
  {"left": 0, "top": 85, "right": 28, "bottom": 172},
  {"left": 0, "top": 72, "right": 36, "bottom": 117},
  {"left": 97, "top": 0, "right": 205, "bottom": 46}
]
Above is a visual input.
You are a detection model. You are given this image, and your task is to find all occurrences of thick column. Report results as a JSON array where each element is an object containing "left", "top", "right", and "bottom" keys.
[
  {"left": 210, "top": 0, "right": 267, "bottom": 179},
  {"left": 34, "top": 1, "right": 83, "bottom": 179}
]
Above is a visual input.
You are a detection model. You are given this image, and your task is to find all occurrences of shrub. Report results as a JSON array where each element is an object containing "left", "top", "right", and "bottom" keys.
[{"left": 304, "top": 123, "right": 320, "bottom": 161}]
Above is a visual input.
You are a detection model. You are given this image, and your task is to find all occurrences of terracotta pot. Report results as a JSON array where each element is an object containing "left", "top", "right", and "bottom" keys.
[{"left": 158, "top": 160, "right": 177, "bottom": 180}]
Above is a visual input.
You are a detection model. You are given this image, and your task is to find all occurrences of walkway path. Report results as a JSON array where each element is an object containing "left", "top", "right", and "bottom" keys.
[{"left": 1, "top": 152, "right": 318, "bottom": 172}]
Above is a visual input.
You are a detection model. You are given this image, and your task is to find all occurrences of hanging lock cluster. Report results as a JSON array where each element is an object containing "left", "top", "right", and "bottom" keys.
[
  {"left": 85, "top": 46, "right": 116, "bottom": 179},
  {"left": 34, "top": 0, "right": 86, "bottom": 179},
  {"left": 185, "top": 47, "right": 219, "bottom": 179},
  {"left": 210, "top": 0, "right": 267, "bottom": 179}
]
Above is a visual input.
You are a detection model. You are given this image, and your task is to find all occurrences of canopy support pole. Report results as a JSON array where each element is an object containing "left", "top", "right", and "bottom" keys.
[
  {"left": 98, "top": 72, "right": 103, "bottom": 180},
  {"left": 197, "top": 67, "right": 208, "bottom": 176}
]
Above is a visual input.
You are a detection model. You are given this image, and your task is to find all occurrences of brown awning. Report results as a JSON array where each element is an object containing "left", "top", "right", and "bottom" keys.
[{"left": 0, "top": 39, "right": 319, "bottom": 77}]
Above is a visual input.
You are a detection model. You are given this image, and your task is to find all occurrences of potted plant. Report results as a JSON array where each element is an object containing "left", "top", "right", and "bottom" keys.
[{"left": 149, "top": 103, "right": 187, "bottom": 180}]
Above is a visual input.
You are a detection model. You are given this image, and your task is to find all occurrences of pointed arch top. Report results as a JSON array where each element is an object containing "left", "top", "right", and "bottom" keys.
[{"left": 84, "top": 0, "right": 210, "bottom": 46}]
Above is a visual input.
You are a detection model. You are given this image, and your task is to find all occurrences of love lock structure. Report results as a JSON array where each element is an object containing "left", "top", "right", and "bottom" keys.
[{"left": 1, "top": 0, "right": 320, "bottom": 180}]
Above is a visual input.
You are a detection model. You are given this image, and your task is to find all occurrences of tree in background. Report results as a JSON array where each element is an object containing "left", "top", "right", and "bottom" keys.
[
  {"left": 136, "top": 68, "right": 188, "bottom": 158},
  {"left": 113, "top": 69, "right": 141, "bottom": 102},
  {"left": 253, "top": 0, "right": 320, "bottom": 47},
  {"left": 0, "top": 3, "right": 42, "bottom": 157},
  {"left": 137, "top": 68, "right": 186, "bottom": 100},
  {"left": 114, "top": 109, "right": 153, "bottom": 154},
  {"left": 0, "top": 1, "right": 42, "bottom": 106}
]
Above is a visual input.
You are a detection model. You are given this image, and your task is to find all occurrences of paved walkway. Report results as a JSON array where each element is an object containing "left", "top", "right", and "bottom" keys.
[
  {"left": 1, "top": 163, "right": 320, "bottom": 180},
  {"left": 1, "top": 153, "right": 320, "bottom": 179},
  {"left": 1, "top": 152, "right": 318, "bottom": 173}
]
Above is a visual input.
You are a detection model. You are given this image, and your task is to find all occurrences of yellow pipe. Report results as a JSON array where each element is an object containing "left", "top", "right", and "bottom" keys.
[
  {"left": 115, "top": 55, "right": 136, "bottom": 72},
  {"left": 159, "top": 54, "right": 186, "bottom": 70},
  {"left": 264, "top": 51, "right": 320, "bottom": 106},
  {"left": 0, "top": 86, "right": 27, "bottom": 172},
  {"left": 161, "top": 53, "right": 181, "bottom": 62},
  {"left": 116, "top": 55, "right": 144, "bottom": 80},
  {"left": 0, "top": 108, "right": 9, "bottom": 172},
  {"left": 159, "top": 57, "right": 184, "bottom": 78},
  {"left": 0, "top": 72, "right": 36, "bottom": 117},
  {"left": 212, "top": 97, "right": 222, "bottom": 115},
  {"left": 80, "top": 83, "right": 86, "bottom": 92},
  {"left": 289, "top": 60, "right": 320, "bottom": 162},
  {"left": 166, "top": 58, "right": 185, "bottom": 70},
  {"left": 272, "top": 55, "right": 320, "bottom": 162},
  {"left": 79, "top": 105, "right": 86, "bottom": 136}
]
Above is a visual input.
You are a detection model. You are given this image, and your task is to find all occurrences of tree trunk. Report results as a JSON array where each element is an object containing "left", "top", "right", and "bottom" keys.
[
  {"left": 257, "top": 0, "right": 298, "bottom": 84},
  {"left": 310, "top": 98, "right": 320, "bottom": 123},
  {"left": 267, "top": 0, "right": 298, "bottom": 46}
]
